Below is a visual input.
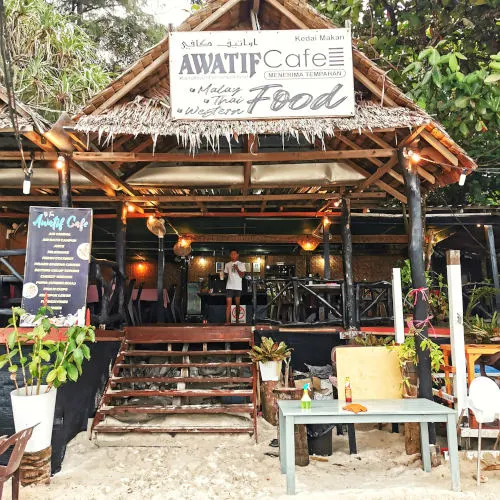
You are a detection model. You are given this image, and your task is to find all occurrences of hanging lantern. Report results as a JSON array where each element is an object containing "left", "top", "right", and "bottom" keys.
[
  {"left": 297, "top": 235, "right": 320, "bottom": 252},
  {"left": 173, "top": 235, "right": 192, "bottom": 257}
]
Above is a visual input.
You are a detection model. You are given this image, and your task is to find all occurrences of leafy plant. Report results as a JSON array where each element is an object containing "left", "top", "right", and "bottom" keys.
[
  {"left": 0, "top": 306, "right": 96, "bottom": 395},
  {"left": 353, "top": 334, "right": 393, "bottom": 346},
  {"left": 248, "top": 336, "right": 292, "bottom": 363},
  {"left": 465, "top": 312, "right": 498, "bottom": 344}
]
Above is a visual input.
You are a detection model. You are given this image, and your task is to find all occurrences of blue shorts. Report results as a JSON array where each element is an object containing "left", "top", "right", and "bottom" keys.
[{"left": 226, "top": 289, "right": 241, "bottom": 299}]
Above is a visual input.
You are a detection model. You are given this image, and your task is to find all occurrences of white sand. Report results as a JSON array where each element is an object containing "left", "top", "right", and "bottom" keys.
[{"left": 3, "top": 419, "right": 499, "bottom": 500}]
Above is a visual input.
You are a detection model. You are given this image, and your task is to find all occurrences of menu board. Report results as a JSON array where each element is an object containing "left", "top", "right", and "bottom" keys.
[{"left": 20, "top": 207, "right": 93, "bottom": 327}]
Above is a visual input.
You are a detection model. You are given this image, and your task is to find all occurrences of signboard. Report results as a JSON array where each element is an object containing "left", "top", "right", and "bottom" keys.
[
  {"left": 21, "top": 207, "right": 93, "bottom": 327},
  {"left": 231, "top": 305, "right": 246, "bottom": 324},
  {"left": 169, "top": 29, "right": 355, "bottom": 120}
]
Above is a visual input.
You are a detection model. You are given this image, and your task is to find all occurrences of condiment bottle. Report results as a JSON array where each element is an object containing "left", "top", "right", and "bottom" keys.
[
  {"left": 345, "top": 377, "right": 353, "bottom": 403},
  {"left": 301, "top": 383, "right": 311, "bottom": 410}
]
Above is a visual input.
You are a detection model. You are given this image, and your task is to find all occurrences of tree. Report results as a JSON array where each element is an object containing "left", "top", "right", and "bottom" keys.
[
  {"left": 309, "top": 0, "right": 500, "bottom": 205},
  {"left": 1, "top": 0, "right": 111, "bottom": 121},
  {"left": 54, "top": 1, "right": 166, "bottom": 72}
]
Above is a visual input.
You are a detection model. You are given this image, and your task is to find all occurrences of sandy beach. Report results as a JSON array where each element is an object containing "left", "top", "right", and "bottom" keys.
[{"left": 3, "top": 418, "right": 499, "bottom": 500}]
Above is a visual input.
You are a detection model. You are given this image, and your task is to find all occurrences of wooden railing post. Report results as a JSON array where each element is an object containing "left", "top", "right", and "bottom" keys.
[{"left": 392, "top": 267, "right": 405, "bottom": 344}]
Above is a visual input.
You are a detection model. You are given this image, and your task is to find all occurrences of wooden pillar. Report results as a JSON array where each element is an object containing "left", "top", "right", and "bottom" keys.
[
  {"left": 305, "top": 252, "right": 311, "bottom": 276},
  {"left": 116, "top": 204, "right": 127, "bottom": 325},
  {"left": 341, "top": 198, "right": 357, "bottom": 331},
  {"left": 446, "top": 250, "right": 467, "bottom": 416},
  {"left": 484, "top": 225, "right": 499, "bottom": 311},
  {"left": 157, "top": 236, "right": 166, "bottom": 323},
  {"left": 323, "top": 218, "right": 331, "bottom": 279},
  {"left": 400, "top": 148, "right": 435, "bottom": 444},
  {"left": 57, "top": 158, "right": 72, "bottom": 207}
]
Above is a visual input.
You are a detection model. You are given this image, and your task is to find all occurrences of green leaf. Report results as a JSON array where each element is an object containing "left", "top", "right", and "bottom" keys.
[
  {"left": 7, "top": 330, "right": 16, "bottom": 349},
  {"left": 448, "top": 54, "right": 459, "bottom": 72},
  {"left": 57, "top": 366, "right": 67, "bottom": 382},
  {"left": 459, "top": 122, "right": 469, "bottom": 136},
  {"left": 66, "top": 363, "right": 78, "bottom": 382},
  {"left": 455, "top": 52, "right": 467, "bottom": 61},
  {"left": 418, "top": 48, "right": 433, "bottom": 61},
  {"left": 432, "top": 67, "right": 442, "bottom": 88},
  {"left": 73, "top": 347, "right": 83, "bottom": 365},
  {"left": 81, "top": 343, "right": 91, "bottom": 360},
  {"left": 8, "top": 365, "right": 18, "bottom": 373},
  {"left": 455, "top": 96, "right": 469, "bottom": 108},
  {"left": 484, "top": 74, "right": 500, "bottom": 83},
  {"left": 429, "top": 49, "right": 440, "bottom": 66},
  {"left": 46, "top": 369, "right": 58, "bottom": 383},
  {"left": 39, "top": 349, "right": 51, "bottom": 362}
]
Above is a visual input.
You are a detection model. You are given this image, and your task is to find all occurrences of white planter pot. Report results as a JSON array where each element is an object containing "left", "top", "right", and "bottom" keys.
[
  {"left": 259, "top": 360, "right": 282, "bottom": 381},
  {"left": 10, "top": 385, "right": 57, "bottom": 452}
]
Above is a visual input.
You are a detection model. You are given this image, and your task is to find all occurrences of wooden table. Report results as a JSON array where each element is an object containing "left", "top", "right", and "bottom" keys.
[{"left": 278, "top": 398, "right": 460, "bottom": 495}]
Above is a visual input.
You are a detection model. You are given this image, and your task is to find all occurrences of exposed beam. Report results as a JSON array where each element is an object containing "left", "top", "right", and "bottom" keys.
[
  {"left": 353, "top": 68, "right": 397, "bottom": 107},
  {"left": 90, "top": 0, "right": 243, "bottom": 114},
  {"left": 112, "top": 137, "right": 153, "bottom": 170},
  {"left": 265, "top": 0, "right": 308, "bottom": 28},
  {"left": 420, "top": 130, "right": 459, "bottom": 167},
  {"left": 345, "top": 160, "right": 407, "bottom": 204},
  {"left": 186, "top": 233, "right": 408, "bottom": 244}
]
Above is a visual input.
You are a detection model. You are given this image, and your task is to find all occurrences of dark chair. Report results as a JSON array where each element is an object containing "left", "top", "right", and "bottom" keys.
[
  {"left": 124, "top": 279, "right": 136, "bottom": 326},
  {"left": 0, "top": 426, "right": 35, "bottom": 500}
]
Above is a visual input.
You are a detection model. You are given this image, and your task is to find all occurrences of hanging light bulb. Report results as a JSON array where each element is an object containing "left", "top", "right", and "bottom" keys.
[
  {"left": 23, "top": 171, "right": 31, "bottom": 195},
  {"left": 56, "top": 155, "right": 65, "bottom": 169},
  {"left": 127, "top": 203, "right": 135, "bottom": 213},
  {"left": 459, "top": 168, "right": 467, "bottom": 186}
]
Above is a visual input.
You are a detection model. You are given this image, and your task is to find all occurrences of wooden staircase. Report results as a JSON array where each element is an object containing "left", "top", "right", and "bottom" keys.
[{"left": 92, "top": 326, "right": 257, "bottom": 438}]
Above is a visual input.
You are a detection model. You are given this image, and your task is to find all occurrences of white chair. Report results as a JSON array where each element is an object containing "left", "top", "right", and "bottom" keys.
[{"left": 467, "top": 376, "right": 500, "bottom": 485}]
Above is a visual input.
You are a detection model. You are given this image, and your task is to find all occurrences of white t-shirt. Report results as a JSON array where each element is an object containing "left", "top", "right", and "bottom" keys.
[{"left": 224, "top": 260, "right": 246, "bottom": 290}]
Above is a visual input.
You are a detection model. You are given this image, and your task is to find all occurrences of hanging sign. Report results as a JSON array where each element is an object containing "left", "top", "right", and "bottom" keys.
[
  {"left": 169, "top": 29, "right": 355, "bottom": 120},
  {"left": 20, "top": 207, "right": 93, "bottom": 327}
]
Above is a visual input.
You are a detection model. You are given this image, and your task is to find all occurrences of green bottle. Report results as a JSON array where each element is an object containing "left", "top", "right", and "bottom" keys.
[{"left": 301, "top": 383, "right": 311, "bottom": 410}]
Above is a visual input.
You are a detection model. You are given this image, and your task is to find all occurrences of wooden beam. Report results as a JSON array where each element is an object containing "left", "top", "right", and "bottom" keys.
[
  {"left": 68, "top": 161, "right": 117, "bottom": 198},
  {"left": 353, "top": 68, "right": 397, "bottom": 107},
  {"left": 112, "top": 137, "right": 153, "bottom": 169},
  {"left": 354, "top": 126, "right": 426, "bottom": 192},
  {"left": 345, "top": 160, "right": 407, "bottom": 204},
  {"left": 104, "top": 134, "right": 133, "bottom": 152},
  {"left": 265, "top": 0, "right": 308, "bottom": 29},
  {"left": 420, "top": 130, "right": 459, "bottom": 167},
  {"left": 187, "top": 233, "right": 408, "bottom": 244},
  {"left": 90, "top": 0, "right": 243, "bottom": 114}
]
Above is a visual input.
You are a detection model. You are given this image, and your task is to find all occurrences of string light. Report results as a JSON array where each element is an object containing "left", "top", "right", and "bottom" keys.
[
  {"left": 127, "top": 203, "right": 135, "bottom": 213},
  {"left": 333, "top": 199, "right": 341, "bottom": 208},
  {"left": 55, "top": 155, "right": 65, "bottom": 169}
]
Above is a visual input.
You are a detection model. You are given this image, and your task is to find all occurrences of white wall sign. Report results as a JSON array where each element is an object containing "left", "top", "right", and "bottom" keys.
[{"left": 169, "top": 29, "right": 355, "bottom": 120}]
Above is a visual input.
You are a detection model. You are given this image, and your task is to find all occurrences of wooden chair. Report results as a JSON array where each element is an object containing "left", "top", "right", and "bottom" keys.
[
  {"left": 0, "top": 426, "right": 35, "bottom": 500},
  {"left": 132, "top": 282, "right": 144, "bottom": 325}
]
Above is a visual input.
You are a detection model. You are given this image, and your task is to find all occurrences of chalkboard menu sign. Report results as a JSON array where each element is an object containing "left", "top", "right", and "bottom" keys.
[{"left": 20, "top": 207, "right": 93, "bottom": 327}]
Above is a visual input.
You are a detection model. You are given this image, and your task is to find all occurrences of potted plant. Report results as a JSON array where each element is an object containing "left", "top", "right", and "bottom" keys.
[
  {"left": 0, "top": 306, "right": 96, "bottom": 452},
  {"left": 248, "top": 336, "right": 292, "bottom": 381},
  {"left": 390, "top": 331, "right": 443, "bottom": 398}
]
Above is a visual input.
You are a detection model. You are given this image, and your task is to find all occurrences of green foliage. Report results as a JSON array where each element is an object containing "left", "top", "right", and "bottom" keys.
[
  {"left": 54, "top": 1, "right": 166, "bottom": 73},
  {"left": 1, "top": 0, "right": 111, "bottom": 121},
  {"left": 308, "top": 0, "right": 500, "bottom": 205},
  {"left": 248, "top": 336, "right": 292, "bottom": 362},
  {"left": 0, "top": 306, "right": 96, "bottom": 395},
  {"left": 353, "top": 333, "right": 393, "bottom": 346},
  {"left": 463, "top": 286, "right": 498, "bottom": 343},
  {"left": 390, "top": 332, "right": 444, "bottom": 374}
]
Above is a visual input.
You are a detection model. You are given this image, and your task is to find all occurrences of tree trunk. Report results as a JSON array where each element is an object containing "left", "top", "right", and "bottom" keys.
[
  {"left": 274, "top": 387, "right": 309, "bottom": 466},
  {"left": 260, "top": 380, "right": 279, "bottom": 426}
]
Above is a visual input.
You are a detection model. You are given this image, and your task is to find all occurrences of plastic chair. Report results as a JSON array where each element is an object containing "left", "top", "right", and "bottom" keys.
[
  {"left": 0, "top": 426, "right": 35, "bottom": 500},
  {"left": 467, "top": 376, "right": 500, "bottom": 485}
]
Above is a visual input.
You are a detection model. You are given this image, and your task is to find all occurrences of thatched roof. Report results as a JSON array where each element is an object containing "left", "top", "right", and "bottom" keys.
[{"left": 0, "top": 86, "right": 48, "bottom": 134}]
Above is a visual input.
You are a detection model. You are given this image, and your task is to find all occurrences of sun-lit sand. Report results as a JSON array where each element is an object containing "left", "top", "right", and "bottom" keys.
[{"left": 3, "top": 418, "right": 499, "bottom": 499}]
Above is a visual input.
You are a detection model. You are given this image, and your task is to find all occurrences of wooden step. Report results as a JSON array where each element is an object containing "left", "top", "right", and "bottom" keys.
[
  {"left": 116, "top": 362, "right": 252, "bottom": 369},
  {"left": 99, "top": 404, "right": 254, "bottom": 415},
  {"left": 122, "top": 349, "right": 250, "bottom": 357},
  {"left": 93, "top": 424, "right": 254, "bottom": 434},
  {"left": 105, "top": 389, "right": 253, "bottom": 399},
  {"left": 110, "top": 376, "right": 253, "bottom": 386}
]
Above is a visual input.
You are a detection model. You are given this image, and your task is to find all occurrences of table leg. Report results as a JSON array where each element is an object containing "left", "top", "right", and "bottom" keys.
[
  {"left": 419, "top": 422, "right": 431, "bottom": 473},
  {"left": 285, "top": 416, "right": 296, "bottom": 495},
  {"left": 347, "top": 424, "right": 357, "bottom": 454},
  {"left": 279, "top": 408, "right": 286, "bottom": 474},
  {"left": 446, "top": 413, "right": 461, "bottom": 492}
]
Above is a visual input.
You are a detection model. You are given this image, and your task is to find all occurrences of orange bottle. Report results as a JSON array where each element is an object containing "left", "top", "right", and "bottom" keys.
[{"left": 345, "top": 377, "right": 353, "bottom": 403}]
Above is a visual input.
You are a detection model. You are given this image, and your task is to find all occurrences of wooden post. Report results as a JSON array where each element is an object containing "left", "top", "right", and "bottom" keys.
[
  {"left": 20, "top": 446, "right": 51, "bottom": 486},
  {"left": 323, "top": 218, "right": 331, "bottom": 279},
  {"left": 116, "top": 204, "right": 127, "bottom": 325},
  {"left": 446, "top": 250, "right": 467, "bottom": 416},
  {"left": 274, "top": 387, "right": 309, "bottom": 466},
  {"left": 261, "top": 380, "right": 279, "bottom": 426},
  {"left": 57, "top": 158, "right": 72, "bottom": 207},
  {"left": 305, "top": 252, "right": 311, "bottom": 276},
  {"left": 400, "top": 148, "right": 435, "bottom": 444},
  {"left": 484, "top": 225, "right": 499, "bottom": 311},
  {"left": 341, "top": 198, "right": 357, "bottom": 331},
  {"left": 392, "top": 267, "right": 405, "bottom": 344}
]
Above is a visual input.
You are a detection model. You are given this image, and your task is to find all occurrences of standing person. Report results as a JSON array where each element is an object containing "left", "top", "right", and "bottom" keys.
[{"left": 224, "top": 249, "right": 246, "bottom": 324}]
